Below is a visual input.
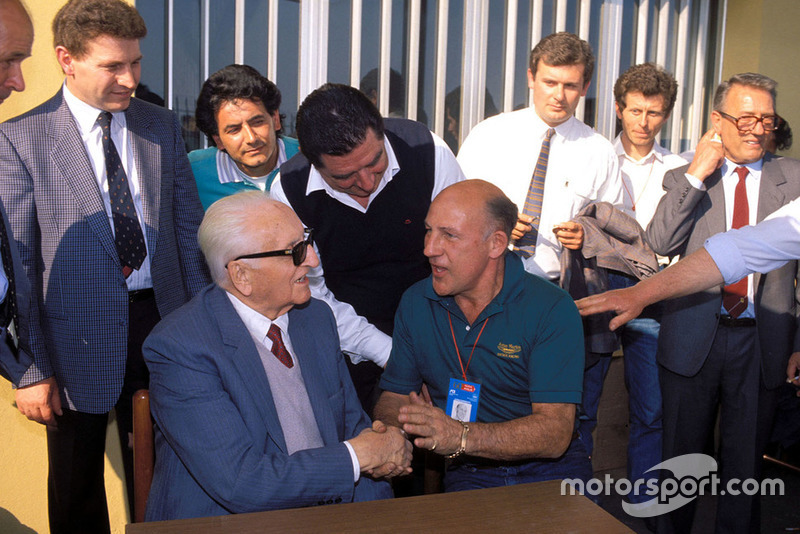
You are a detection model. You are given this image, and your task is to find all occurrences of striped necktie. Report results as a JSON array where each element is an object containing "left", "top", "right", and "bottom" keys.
[
  {"left": 514, "top": 127, "right": 555, "bottom": 258},
  {"left": 267, "top": 324, "right": 294, "bottom": 368}
]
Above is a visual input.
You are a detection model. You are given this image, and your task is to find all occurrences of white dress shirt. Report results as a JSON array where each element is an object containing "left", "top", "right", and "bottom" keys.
[
  {"left": 271, "top": 131, "right": 465, "bottom": 366},
  {"left": 63, "top": 83, "right": 152, "bottom": 291},
  {"left": 705, "top": 196, "right": 800, "bottom": 284},
  {"left": 686, "top": 159, "right": 762, "bottom": 318},
  {"left": 458, "top": 107, "right": 624, "bottom": 280},
  {"left": 225, "top": 292, "right": 361, "bottom": 481}
]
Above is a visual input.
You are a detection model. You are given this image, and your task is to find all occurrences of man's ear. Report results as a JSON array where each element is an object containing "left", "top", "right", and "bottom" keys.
[
  {"left": 227, "top": 261, "right": 253, "bottom": 296},
  {"left": 55, "top": 46, "right": 74, "bottom": 76},
  {"left": 488, "top": 230, "right": 509, "bottom": 259}
]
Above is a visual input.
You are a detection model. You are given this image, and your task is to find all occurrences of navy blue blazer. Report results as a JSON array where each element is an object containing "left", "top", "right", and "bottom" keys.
[
  {"left": 0, "top": 197, "right": 32, "bottom": 385},
  {"left": 143, "top": 286, "right": 392, "bottom": 521},
  {"left": 0, "top": 91, "right": 210, "bottom": 411}
]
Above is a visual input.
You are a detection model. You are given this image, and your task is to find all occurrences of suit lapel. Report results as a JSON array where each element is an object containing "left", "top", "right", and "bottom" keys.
[
  {"left": 701, "top": 169, "right": 727, "bottom": 238},
  {"left": 288, "top": 306, "right": 340, "bottom": 444},
  {"left": 49, "top": 93, "right": 119, "bottom": 263},
  {"left": 208, "top": 287, "right": 289, "bottom": 453},
  {"left": 753, "top": 155, "right": 788, "bottom": 292},
  {"left": 125, "top": 99, "right": 161, "bottom": 255}
]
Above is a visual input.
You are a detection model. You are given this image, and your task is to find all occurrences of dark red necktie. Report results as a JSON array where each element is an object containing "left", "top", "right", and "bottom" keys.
[
  {"left": 267, "top": 324, "right": 294, "bottom": 368},
  {"left": 722, "top": 166, "right": 749, "bottom": 318}
]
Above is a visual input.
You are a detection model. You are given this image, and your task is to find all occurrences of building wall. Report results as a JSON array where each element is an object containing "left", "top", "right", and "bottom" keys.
[{"left": 723, "top": 0, "right": 800, "bottom": 159}]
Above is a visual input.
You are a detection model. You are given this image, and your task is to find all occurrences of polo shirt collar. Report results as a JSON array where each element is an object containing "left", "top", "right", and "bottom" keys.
[{"left": 424, "top": 252, "right": 526, "bottom": 325}]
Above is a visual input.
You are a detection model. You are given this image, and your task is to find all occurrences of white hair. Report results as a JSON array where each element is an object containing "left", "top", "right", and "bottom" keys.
[{"left": 198, "top": 191, "right": 277, "bottom": 286}]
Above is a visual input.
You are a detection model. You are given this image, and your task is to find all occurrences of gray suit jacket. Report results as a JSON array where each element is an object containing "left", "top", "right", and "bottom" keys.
[
  {"left": 646, "top": 154, "right": 800, "bottom": 388},
  {"left": 0, "top": 90, "right": 211, "bottom": 412}
]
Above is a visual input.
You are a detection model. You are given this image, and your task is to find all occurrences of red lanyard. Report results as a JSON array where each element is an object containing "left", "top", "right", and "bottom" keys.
[{"left": 447, "top": 311, "right": 489, "bottom": 381}]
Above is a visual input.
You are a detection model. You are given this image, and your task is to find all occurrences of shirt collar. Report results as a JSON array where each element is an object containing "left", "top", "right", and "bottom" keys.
[
  {"left": 528, "top": 107, "right": 578, "bottom": 140},
  {"left": 217, "top": 137, "right": 288, "bottom": 185},
  {"left": 721, "top": 157, "right": 763, "bottom": 180},
  {"left": 423, "top": 252, "right": 527, "bottom": 324},
  {"left": 305, "top": 136, "right": 400, "bottom": 199},
  {"left": 62, "top": 82, "right": 127, "bottom": 138},
  {"left": 225, "top": 290, "right": 290, "bottom": 345},
  {"left": 613, "top": 134, "right": 666, "bottom": 165}
]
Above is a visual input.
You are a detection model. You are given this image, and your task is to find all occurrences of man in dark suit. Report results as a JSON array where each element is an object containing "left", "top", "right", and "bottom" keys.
[
  {"left": 144, "top": 192, "right": 411, "bottom": 520},
  {"left": 0, "top": 0, "right": 33, "bottom": 384},
  {"left": 0, "top": 1, "right": 210, "bottom": 532},
  {"left": 646, "top": 72, "right": 800, "bottom": 533}
]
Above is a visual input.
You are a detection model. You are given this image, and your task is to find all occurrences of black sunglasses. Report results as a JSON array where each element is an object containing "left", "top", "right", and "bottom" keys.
[{"left": 229, "top": 228, "right": 314, "bottom": 267}]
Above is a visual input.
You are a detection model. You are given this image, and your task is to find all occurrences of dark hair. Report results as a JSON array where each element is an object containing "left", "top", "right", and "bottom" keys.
[
  {"left": 295, "top": 83, "right": 385, "bottom": 168},
  {"left": 484, "top": 192, "right": 518, "bottom": 242},
  {"left": 614, "top": 62, "right": 678, "bottom": 116},
  {"left": 713, "top": 72, "right": 777, "bottom": 112},
  {"left": 771, "top": 117, "right": 793, "bottom": 152},
  {"left": 195, "top": 64, "right": 283, "bottom": 143},
  {"left": 359, "top": 68, "right": 406, "bottom": 116},
  {"left": 53, "top": 0, "right": 146, "bottom": 59},
  {"left": 529, "top": 32, "right": 594, "bottom": 87}
]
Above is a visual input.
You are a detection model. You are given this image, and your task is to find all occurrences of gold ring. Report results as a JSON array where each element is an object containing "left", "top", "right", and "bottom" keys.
[{"left": 430, "top": 441, "right": 437, "bottom": 451}]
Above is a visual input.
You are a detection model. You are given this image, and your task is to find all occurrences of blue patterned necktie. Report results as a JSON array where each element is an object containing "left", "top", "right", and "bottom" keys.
[
  {"left": 514, "top": 128, "right": 555, "bottom": 258},
  {"left": 97, "top": 111, "right": 147, "bottom": 278}
]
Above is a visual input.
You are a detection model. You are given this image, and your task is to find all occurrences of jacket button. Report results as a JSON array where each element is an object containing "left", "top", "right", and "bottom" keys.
[
  {"left": 326, "top": 499, "right": 333, "bottom": 504},
  {"left": 335, "top": 497, "right": 342, "bottom": 503}
]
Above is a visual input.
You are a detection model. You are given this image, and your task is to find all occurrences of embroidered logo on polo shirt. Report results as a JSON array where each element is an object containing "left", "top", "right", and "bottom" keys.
[{"left": 496, "top": 342, "right": 521, "bottom": 359}]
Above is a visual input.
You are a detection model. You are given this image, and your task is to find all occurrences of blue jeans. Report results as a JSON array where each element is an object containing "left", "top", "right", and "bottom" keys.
[
  {"left": 578, "top": 272, "right": 662, "bottom": 504},
  {"left": 444, "top": 438, "right": 592, "bottom": 492}
]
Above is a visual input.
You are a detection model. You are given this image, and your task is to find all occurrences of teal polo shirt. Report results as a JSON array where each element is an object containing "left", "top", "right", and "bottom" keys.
[{"left": 380, "top": 253, "right": 584, "bottom": 424}]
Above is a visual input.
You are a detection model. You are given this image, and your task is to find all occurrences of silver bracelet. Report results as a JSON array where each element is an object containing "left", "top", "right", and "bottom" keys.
[{"left": 445, "top": 421, "right": 470, "bottom": 459}]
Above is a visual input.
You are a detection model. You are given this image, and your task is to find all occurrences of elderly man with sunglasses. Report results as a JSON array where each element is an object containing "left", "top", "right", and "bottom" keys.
[
  {"left": 644, "top": 73, "right": 800, "bottom": 534},
  {"left": 141, "top": 192, "right": 411, "bottom": 521}
]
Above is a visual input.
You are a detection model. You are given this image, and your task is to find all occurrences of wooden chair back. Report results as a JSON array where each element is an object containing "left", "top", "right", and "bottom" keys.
[{"left": 133, "top": 389, "right": 155, "bottom": 523}]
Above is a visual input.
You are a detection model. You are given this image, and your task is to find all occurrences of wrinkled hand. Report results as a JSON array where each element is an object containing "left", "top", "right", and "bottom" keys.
[
  {"left": 575, "top": 287, "right": 644, "bottom": 331},
  {"left": 554, "top": 221, "right": 584, "bottom": 250},
  {"left": 687, "top": 129, "right": 725, "bottom": 181},
  {"left": 787, "top": 352, "right": 800, "bottom": 396},
  {"left": 15, "top": 376, "right": 62, "bottom": 427},
  {"left": 398, "top": 391, "right": 463, "bottom": 455},
  {"left": 351, "top": 420, "right": 412, "bottom": 479},
  {"left": 511, "top": 214, "right": 534, "bottom": 242}
]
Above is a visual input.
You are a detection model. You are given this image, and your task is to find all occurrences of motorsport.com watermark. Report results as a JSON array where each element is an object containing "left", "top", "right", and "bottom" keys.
[{"left": 561, "top": 453, "right": 784, "bottom": 518}]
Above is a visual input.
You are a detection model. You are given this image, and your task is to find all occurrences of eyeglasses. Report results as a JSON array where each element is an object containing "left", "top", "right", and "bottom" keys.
[
  {"left": 229, "top": 228, "right": 314, "bottom": 267},
  {"left": 718, "top": 111, "right": 781, "bottom": 132}
]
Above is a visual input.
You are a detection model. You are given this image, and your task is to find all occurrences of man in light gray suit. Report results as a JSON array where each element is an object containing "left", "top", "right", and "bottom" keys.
[
  {"left": 0, "top": 1, "right": 210, "bottom": 532},
  {"left": 646, "top": 72, "right": 800, "bottom": 534}
]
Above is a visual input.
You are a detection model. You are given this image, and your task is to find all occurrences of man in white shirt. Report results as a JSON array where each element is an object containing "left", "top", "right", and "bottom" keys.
[
  {"left": 144, "top": 192, "right": 411, "bottom": 520},
  {"left": 582, "top": 63, "right": 685, "bottom": 510},
  {"left": 272, "top": 84, "right": 464, "bottom": 413},
  {"left": 457, "top": 32, "right": 624, "bottom": 282}
]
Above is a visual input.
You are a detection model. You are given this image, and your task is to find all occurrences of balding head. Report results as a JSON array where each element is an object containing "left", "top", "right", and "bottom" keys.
[
  {"left": 0, "top": 0, "right": 33, "bottom": 105},
  {"left": 424, "top": 180, "right": 515, "bottom": 303}
]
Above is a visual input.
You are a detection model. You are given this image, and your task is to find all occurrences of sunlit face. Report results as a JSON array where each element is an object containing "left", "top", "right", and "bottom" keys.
[
  {"left": 0, "top": 3, "right": 32, "bottom": 105},
  {"left": 528, "top": 61, "right": 588, "bottom": 127},
  {"left": 616, "top": 92, "right": 669, "bottom": 153},
  {"left": 316, "top": 128, "right": 388, "bottom": 199},
  {"left": 234, "top": 208, "right": 318, "bottom": 320},
  {"left": 711, "top": 84, "right": 775, "bottom": 165},
  {"left": 213, "top": 98, "right": 281, "bottom": 178},
  {"left": 424, "top": 191, "right": 492, "bottom": 299},
  {"left": 57, "top": 34, "right": 141, "bottom": 112}
]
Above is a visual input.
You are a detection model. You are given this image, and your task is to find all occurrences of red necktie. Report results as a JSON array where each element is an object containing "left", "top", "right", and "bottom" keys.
[
  {"left": 722, "top": 166, "right": 749, "bottom": 318},
  {"left": 267, "top": 324, "right": 294, "bottom": 368}
]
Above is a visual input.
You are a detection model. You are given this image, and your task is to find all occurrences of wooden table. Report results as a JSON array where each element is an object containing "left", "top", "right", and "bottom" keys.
[{"left": 126, "top": 480, "right": 633, "bottom": 533}]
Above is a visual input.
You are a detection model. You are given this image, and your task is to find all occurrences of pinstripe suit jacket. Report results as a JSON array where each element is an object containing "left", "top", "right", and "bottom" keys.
[
  {"left": 0, "top": 90, "right": 211, "bottom": 413},
  {"left": 646, "top": 154, "right": 800, "bottom": 389},
  {"left": 144, "top": 288, "right": 392, "bottom": 520}
]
